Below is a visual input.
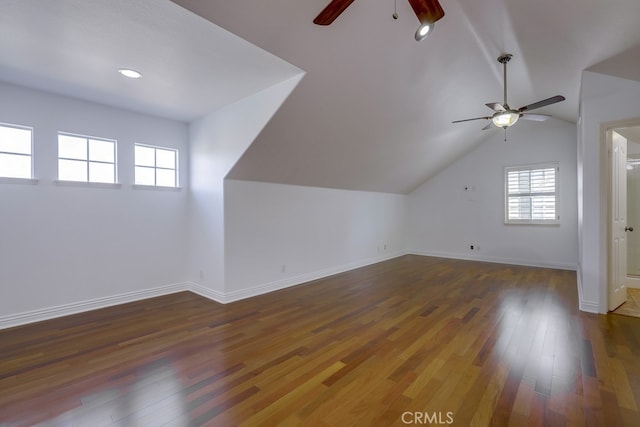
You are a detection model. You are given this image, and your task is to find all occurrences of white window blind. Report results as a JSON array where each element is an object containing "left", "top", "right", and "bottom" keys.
[{"left": 505, "top": 163, "right": 559, "bottom": 224}]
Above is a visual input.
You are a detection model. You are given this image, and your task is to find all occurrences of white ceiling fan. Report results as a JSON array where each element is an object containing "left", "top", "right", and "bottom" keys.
[{"left": 453, "top": 54, "right": 566, "bottom": 136}]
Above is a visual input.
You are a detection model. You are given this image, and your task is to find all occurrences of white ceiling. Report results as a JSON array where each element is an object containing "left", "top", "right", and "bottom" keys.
[
  {"left": 0, "top": 0, "right": 302, "bottom": 122},
  {"left": 2, "top": 0, "right": 640, "bottom": 194},
  {"left": 174, "top": 0, "right": 640, "bottom": 193}
]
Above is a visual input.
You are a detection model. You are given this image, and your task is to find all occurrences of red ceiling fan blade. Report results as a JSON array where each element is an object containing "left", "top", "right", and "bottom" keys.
[
  {"left": 313, "top": 0, "right": 355, "bottom": 25},
  {"left": 407, "top": 0, "right": 445, "bottom": 24}
]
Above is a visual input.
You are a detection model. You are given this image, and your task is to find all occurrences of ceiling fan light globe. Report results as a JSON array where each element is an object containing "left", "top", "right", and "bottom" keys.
[
  {"left": 415, "top": 22, "right": 433, "bottom": 41},
  {"left": 492, "top": 111, "right": 519, "bottom": 128}
]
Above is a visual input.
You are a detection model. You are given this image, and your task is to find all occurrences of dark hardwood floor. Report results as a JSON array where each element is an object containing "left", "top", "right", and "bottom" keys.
[{"left": 1, "top": 255, "right": 640, "bottom": 426}]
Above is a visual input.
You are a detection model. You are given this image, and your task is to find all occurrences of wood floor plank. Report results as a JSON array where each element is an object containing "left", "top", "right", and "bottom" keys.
[{"left": 1, "top": 255, "right": 640, "bottom": 426}]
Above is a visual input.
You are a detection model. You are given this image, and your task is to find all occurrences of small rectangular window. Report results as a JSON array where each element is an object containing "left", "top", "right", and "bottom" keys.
[
  {"left": 134, "top": 144, "right": 178, "bottom": 187},
  {"left": 0, "top": 123, "right": 33, "bottom": 179},
  {"left": 505, "top": 163, "right": 559, "bottom": 224},
  {"left": 58, "top": 133, "right": 117, "bottom": 183}
]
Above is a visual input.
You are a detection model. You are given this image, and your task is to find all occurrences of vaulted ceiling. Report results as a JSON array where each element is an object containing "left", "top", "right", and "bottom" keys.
[
  {"left": 2, "top": 0, "right": 640, "bottom": 194},
  {"left": 175, "top": 0, "right": 640, "bottom": 193}
]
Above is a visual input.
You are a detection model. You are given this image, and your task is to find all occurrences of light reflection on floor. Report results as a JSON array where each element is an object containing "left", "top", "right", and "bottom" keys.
[
  {"left": 39, "top": 366, "right": 188, "bottom": 426},
  {"left": 495, "top": 287, "right": 576, "bottom": 400}
]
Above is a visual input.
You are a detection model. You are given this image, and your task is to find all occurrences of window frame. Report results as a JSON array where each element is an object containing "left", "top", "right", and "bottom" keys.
[
  {"left": 0, "top": 122, "right": 34, "bottom": 180},
  {"left": 57, "top": 132, "right": 118, "bottom": 184},
  {"left": 504, "top": 162, "right": 560, "bottom": 225},
  {"left": 134, "top": 143, "right": 179, "bottom": 188}
]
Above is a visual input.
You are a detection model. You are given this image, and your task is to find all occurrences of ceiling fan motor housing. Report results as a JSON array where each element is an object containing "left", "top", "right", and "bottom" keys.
[{"left": 497, "top": 53, "right": 513, "bottom": 64}]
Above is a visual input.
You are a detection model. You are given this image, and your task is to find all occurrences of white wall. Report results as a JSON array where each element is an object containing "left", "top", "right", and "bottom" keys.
[
  {"left": 223, "top": 179, "right": 408, "bottom": 299},
  {"left": 408, "top": 118, "right": 578, "bottom": 270},
  {"left": 11, "top": 65, "right": 626, "bottom": 324},
  {"left": 0, "top": 82, "right": 189, "bottom": 319},
  {"left": 187, "top": 76, "right": 304, "bottom": 298},
  {"left": 578, "top": 71, "right": 640, "bottom": 313}
]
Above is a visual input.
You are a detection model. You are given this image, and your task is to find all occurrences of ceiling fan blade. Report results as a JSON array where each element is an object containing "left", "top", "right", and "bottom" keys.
[
  {"left": 408, "top": 0, "right": 445, "bottom": 24},
  {"left": 520, "top": 113, "right": 551, "bottom": 122},
  {"left": 313, "top": 0, "right": 355, "bottom": 25},
  {"left": 518, "top": 95, "right": 565, "bottom": 112},
  {"left": 486, "top": 103, "right": 505, "bottom": 112},
  {"left": 481, "top": 122, "right": 494, "bottom": 130},
  {"left": 452, "top": 116, "right": 491, "bottom": 124}
]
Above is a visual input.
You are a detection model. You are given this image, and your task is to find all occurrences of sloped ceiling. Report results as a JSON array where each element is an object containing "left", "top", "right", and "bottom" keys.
[
  {"left": 0, "top": 0, "right": 302, "bottom": 122},
  {"left": 2, "top": 1, "right": 640, "bottom": 194},
  {"left": 174, "top": 0, "right": 640, "bottom": 193},
  {"left": 587, "top": 45, "right": 640, "bottom": 84}
]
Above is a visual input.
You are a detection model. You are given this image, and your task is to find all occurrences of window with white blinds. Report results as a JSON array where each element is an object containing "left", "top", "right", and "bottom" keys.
[{"left": 504, "top": 163, "right": 559, "bottom": 224}]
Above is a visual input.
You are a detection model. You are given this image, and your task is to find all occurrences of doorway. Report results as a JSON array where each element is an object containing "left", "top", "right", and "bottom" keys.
[
  {"left": 618, "top": 127, "right": 640, "bottom": 287},
  {"left": 610, "top": 125, "right": 640, "bottom": 316}
]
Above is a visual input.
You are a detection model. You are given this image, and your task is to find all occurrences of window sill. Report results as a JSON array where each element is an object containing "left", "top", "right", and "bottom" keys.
[
  {"left": 0, "top": 177, "right": 39, "bottom": 185},
  {"left": 54, "top": 180, "right": 121, "bottom": 189},
  {"left": 505, "top": 221, "right": 560, "bottom": 226},
  {"left": 132, "top": 184, "right": 182, "bottom": 192}
]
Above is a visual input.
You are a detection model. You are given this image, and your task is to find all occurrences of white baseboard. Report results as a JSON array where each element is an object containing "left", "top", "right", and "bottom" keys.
[
  {"left": 575, "top": 265, "right": 600, "bottom": 313},
  {"left": 408, "top": 249, "right": 578, "bottom": 271},
  {"left": 579, "top": 300, "right": 600, "bottom": 314},
  {"left": 172, "top": 253, "right": 410, "bottom": 305},
  {"left": 416, "top": 250, "right": 595, "bottom": 313},
  {"left": 0, "top": 282, "right": 189, "bottom": 330},
  {"left": 1, "top": 250, "right": 587, "bottom": 330},
  {"left": 220, "top": 250, "right": 408, "bottom": 304},
  {"left": 0, "top": 253, "right": 409, "bottom": 330},
  {"left": 627, "top": 276, "right": 640, "bottom": 289},
  {"left": 187, "top": 281, "right": 227, "bottom": 304}
]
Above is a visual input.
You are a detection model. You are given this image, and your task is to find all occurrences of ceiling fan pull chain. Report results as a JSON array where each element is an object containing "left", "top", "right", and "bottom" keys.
[{"left": 393, "top": 0, "right": 398, "bottom": 19}]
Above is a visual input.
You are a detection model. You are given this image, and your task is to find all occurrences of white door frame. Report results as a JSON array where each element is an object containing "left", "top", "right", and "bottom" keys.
[{"left": 600, "top": 117, "right": 640, "bottom": 312}]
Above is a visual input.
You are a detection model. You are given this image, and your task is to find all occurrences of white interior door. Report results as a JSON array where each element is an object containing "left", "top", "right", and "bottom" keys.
[{"left": 609, "top": 131, "right": 628, "bottom": 311}]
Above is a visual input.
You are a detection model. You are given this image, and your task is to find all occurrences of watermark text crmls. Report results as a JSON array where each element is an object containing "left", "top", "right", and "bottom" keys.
[{"left": 401, "top": 411, "right": 454, "bottom": 425}]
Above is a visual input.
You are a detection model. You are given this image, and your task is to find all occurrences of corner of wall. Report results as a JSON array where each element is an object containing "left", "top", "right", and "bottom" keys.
[{"left": 575, "top": 265, "right": 600, "bottom": 314}]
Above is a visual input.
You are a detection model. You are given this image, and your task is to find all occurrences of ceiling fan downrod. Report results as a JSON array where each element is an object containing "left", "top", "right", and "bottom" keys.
[{"left": 498, "top": 53, "right": 512, "bottom": 108}]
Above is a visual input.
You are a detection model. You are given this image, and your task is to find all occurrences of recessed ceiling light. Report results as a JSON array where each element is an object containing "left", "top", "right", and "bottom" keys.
[{"left": 118, "top": 68, "right": 142, "bottom": 79}]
